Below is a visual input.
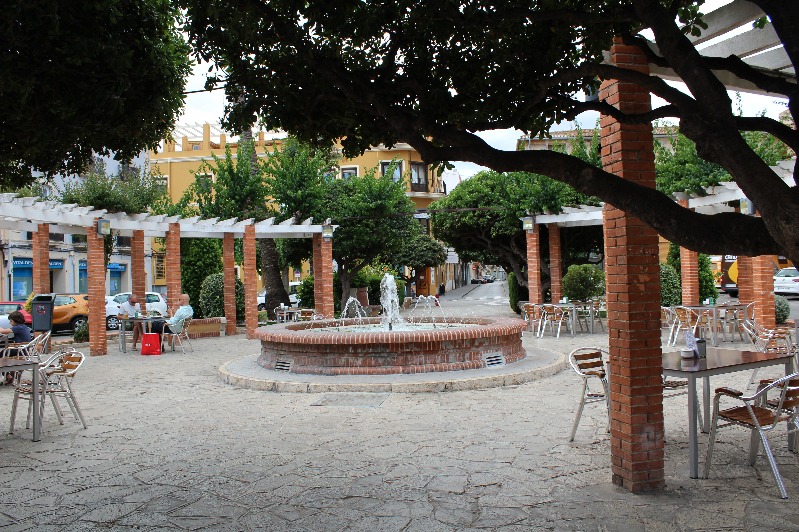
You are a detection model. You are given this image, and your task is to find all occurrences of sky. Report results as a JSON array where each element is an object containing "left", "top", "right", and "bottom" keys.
[{"left": 178, "top": 0, "right": 788, "bottom": 189}]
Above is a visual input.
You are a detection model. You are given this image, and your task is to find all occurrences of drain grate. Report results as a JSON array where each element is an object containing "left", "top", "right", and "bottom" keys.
[
  {"left": 483, "top": 353, "right": 506, "bottom": 367},
  {"left": 274, "top": 359, "right": 292, "bottom": 372}
]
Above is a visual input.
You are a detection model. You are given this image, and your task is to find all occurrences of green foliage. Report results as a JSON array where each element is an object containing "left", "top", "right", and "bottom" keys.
[
  {"left": 1, "top": 0, "right": 191, "bottom": 185},
  {"left": 508, "top": 272, "right": 521, "bottom": 315},
  {"left": 561, "top": 264, "right": 605, "bottom": 301},
  {"left": 660, "top": 263, "right": 682, "bottom": 306},
  {"left": 667, "top": 242, "right": 717, "bottom": 301},
  {"left": 775, "top": 295, "right": 790, "bottom": 325},
  {"left": 392, "top": 223, "right": 448, "bottom": 273},
  {"left": 180, "top": 239, "right": 222, "bottom": 319},
  {"left": 655, "top": 127, "right": 729, "bottom": 195},
  {"left": 23, "top": 292, "right": 34, "bottom": 312},
  {"left": 258, "top": 310, "right": 270, "bottom": 323},
  {"left": 198, "top": 272, "right": 245, "bottom": 319},
  {"left": 296, "top": 276, "right": 315, "bottom": 309},
  {"left": 73, "top": 320, "right": 88, "bottom": 343}
]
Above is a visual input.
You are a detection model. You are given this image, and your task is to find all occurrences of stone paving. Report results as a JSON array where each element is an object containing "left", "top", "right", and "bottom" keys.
[{"left": 0, "top": 283, "right": 797, "bottom": 530}]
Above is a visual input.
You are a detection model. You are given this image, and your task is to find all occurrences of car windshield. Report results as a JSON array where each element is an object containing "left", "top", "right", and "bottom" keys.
[
  {"left": 0, "top": 304, "right": 19, "bottom": 314},
  {"left": 775, "top": 268, "right": 798, "bottom": 278}
]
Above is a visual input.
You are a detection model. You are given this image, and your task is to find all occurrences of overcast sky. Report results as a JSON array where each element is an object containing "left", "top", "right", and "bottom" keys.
[{"left": 178, "top": 0, "right": 788, "bottom": 185}]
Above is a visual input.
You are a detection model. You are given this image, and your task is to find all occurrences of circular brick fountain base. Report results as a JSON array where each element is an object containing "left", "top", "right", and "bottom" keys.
[{"left": 255, "top": 317, "right": 527, "bottom": 375}]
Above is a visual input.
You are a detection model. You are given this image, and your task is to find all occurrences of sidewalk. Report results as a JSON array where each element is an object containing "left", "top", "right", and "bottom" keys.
[{"left": 0, "top": 301, "right": 796, "bottom": 529}]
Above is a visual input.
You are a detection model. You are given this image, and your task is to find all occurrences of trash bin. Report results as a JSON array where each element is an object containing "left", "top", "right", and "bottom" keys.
[{"left": 31, "top": 294, "right": 54, "bottom": 332}]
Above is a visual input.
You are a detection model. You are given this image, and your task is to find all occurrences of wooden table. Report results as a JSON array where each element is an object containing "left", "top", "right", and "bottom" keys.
[
  {"left": 0, "top": 357, "right": 40, "bottom": 441},
  {"left": 118, "top": 316, "right": 161, "bottom": 352},
  {"left": 662, "top": 347, "right": 796, "bottom": 478},
  {"left": 275, "top": 308, "right": 300, "bottom": 323}
]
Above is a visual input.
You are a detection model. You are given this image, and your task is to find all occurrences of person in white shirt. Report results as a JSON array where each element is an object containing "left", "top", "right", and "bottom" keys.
[{"left": 119, "top": 294, "right": 143, "bottom": 350}]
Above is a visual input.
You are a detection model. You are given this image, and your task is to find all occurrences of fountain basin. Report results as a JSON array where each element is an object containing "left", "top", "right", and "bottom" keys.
[{"left": 255, "top": 316, "right": 527, "bottom": 375}]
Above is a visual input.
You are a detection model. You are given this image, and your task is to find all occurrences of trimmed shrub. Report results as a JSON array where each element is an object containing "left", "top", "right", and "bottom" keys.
[
  {"left": 660, "top": 263, "right": 681, "bottom": 306},
  {"left": 562, "top": 264, "right": 605, "bottom": 301},
  {"left": 698, "top": 253, "right": 719, "bottom": 302},
  {"left": 775, "top": 294, "right": 790, "bottom": 324},
  {"left": 508, "top": 272, "right": 521, "bottom": 314},
  {"left": 198, "top": 272, "right": 245, "bottom": 320},
  {"left": 73, "top": 320, "right": 88, "bottom": 343},
  {"left": 296, "top": 276, "right": 315, "bottom": 308}
]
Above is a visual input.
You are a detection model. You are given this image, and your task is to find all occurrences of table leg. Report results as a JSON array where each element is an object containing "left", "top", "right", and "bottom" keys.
[
  {"left": 702, "top": 376, "right": 710, "bottom": 433},
  {"left": 121, "top": 319, "right": 127, "bottom": 353},
  {"left": 570, "top": 307, "right": 576, "bottom": 337},
  {"left": 32, "top": 364, "right": 40, "bottom": 442},
  {"left": 787, "top": 360, "right": 797, "bottom": 452},
  {"left": 712, "top": 310, "right": 718, "bottom": 346},
  {"left": 589, "top": 305, "right": 594, "bottom": 335},
  {"left": 688, "top": 376, "right": 699, "bottom": 478}
]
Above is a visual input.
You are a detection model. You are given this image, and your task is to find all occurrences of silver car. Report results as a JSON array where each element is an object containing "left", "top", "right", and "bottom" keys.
[{"left": 773, "top": 267, "right": 799, "bottom": 295}]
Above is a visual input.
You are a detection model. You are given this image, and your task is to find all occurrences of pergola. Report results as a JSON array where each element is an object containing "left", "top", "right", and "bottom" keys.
[
  {"left": 524, "top": 0, "right": 797, "bottom": 493},
  {"left": 0, "top": 193, "right": 335, "bottom": 355}
]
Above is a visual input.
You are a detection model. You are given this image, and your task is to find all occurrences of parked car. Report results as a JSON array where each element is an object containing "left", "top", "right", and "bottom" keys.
[
  {"left": 0, "top": 302, "right": 32, "bottom": 330},
  {"left": 112, "top": 292, "right": 168, "bottom": 317},
  {"left": 257, "top": 282, "right": 301, "bottom": 310},
  {"left": 52, "top": 294, "right": 89, "bottom": 331},
  {"left": 105, "top": 296, "right": 122, "bottom": 330},
  {"left": 774, "top": 267, "right": 799, "bottom": 296}
]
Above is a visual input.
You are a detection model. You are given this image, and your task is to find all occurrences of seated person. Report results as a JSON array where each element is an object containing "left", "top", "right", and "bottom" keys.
[
  {"left": 151, "top": 294, "right": 193, "bottom": 345},
  {"left": 119, "top": 295, "right": 143, "bottom": 350},
  {"left": 0, "top": 310, "right": 32, "bottom": 344}
]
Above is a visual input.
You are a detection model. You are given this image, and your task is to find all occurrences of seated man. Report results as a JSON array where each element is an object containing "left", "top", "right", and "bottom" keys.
[
  {"left": 0, "top": 310, "right": 32, "bottom": 383},
  {"left": 151, "top": 294, "right": 193, "bottom": 346},
  {"left": 119, "top": 294, "right": 143, "bottom": 350}
]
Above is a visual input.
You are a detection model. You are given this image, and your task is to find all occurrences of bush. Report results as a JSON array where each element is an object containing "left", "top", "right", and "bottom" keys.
[
  {"left": 508, "top": 272, "right": 520, "bottom": 314},
  {"left": 198, "top": 272, "right": 245, "bottom": 319},
  {"left": 775, "top": 294, "right": 790, "bottom": 324},
  {"left": 296, "top": 276, "right": 315, "bottom": 308},
  {"left": 562, "top": 264, "right": 605, "bottom": 301},
  {"left": 698, "top": 253, "right": 719, "bottom": 302},
  {"left": 23, "top": 292, "right": 35, "bottom": 313},
  {"left": 73, "top": 320, "right": 88, "bottom": 342},
  {"left": 258, "top": 310, "right": 270, "bottom": 323},
  {"left": 660, "top": 263, "right": 681, "bottom": 306}
]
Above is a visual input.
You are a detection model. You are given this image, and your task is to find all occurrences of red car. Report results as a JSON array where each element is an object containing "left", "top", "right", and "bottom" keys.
[{"left": 0, "top": 302, "right": 32, "bottom": 326}]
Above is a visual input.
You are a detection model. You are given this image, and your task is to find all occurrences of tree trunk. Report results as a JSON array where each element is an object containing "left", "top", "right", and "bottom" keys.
[
  {"left": 260, "top": 237, "right": 290, "bottom": 318},
  {"left": 338, "top": 267, "right": 352, "bottom": 315}
]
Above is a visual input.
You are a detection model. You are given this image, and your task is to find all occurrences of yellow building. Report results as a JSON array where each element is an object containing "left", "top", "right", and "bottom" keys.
[{"left": 149, "top": 123, "right": 452, "bottom": 296}]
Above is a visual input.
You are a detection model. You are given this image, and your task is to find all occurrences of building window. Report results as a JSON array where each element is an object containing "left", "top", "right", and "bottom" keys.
[
  {"left": 341, "top": 166, "right": 358, "bottom": 179},
  {"left": 49, "top": 233, "right": 65, "bottom": 242},
  {"left": 153, "top": 252, "right": 166, "bottom": 282},
  {"left": 192, "top": 144, "right": 200, "bottom": 151},
  {"left": 154, "top": 174, "right": 169, "bottom": 194},
  {"left": 380, "top": 161, "right": 403, "bottom": 183},
  {"left": 195, "top": 172, "right": 214, "bottom": 188},
  {"left": 417, "top": 217, "right": 431, "bottom": 235},
  {"left": 410, "top": 162, "right": 428, "bottom": 192},
  {"left": 115, "top": 235, "right": 131, "bottom": 249}
]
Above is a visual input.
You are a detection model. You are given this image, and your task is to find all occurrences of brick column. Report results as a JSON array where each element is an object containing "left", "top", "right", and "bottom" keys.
[
  {"left": 752, "top": 255, "right": 776, "bottom": 328},
  {"left": 548, "top": 223, "right": 563, "bottom": 303},
  {"left": 165, "top": 223, "right": 181, "bottom": 306},
  {"left": 677, "top": 201, "right": 699, "bottom": 306},
  {"left": 599, "top": 40, "right": 664, "bottom": 493},
  {"left": 526, "top": 224, "right": 543, "bottom": 304},
  {"left": 87, "top": 222, "right": 107, "bottom": 355},
  {"left": 737, "top": 256, "right": 753, "bottom": 304},
  {"left": 312, "top": 233, "right": 334, "bottom": 318},
  {"left": 33, "top": 223, "right": 50, "bottom": 294},
  {"left": 223, "top": 232, "right": 238, "bottom": 335},
  {"left": 244, "top": 225, "right": 258, "bottom": 338},
  {"left": 131, "top": 230, "right": 146, "bottom": 302}
]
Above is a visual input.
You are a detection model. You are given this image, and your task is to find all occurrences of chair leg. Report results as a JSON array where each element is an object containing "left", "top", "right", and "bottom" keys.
[
  {"left": 49, "top": 393, "right": 65, "bottom": 425},
  {"left": 569, "top": 379, "right": 589, "bottom": 442},
  {"left": 748, "top": 428, "right": 760, "bottom": 466},
  {"left": 9, "top": 389, "right": 19, "bottom": 434},
  {"left": 65, "top": 381, "right": 88, "bottom": 429},
  {"left": 756, "top": 428, "right": 789, "bottom": 499},
  {"left": 703, "top": 402, "right": 722, "bottom": 479}
]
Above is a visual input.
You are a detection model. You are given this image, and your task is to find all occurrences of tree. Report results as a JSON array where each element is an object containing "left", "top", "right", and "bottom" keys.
[
  {"left": 323, "top": 168, "right": 417, "bottom": 308},
  {"left": 181, "top": 1, "right": 799, "bottom": 262},
  {"left": 666, "top": 242, "right": 718, "bottom": 302},
  {"left": 180, "top": 239, "right": 222, "bottom": 319},
  {"left": 1, "top": 0, "right": 192, "bottom": 185},
  {"left": 392, "top": 223, "right": 448, "bottom": 282}
]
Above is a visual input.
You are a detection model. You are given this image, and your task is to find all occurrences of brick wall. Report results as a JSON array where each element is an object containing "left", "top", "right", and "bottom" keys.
[
  {"left": 677, "top": 200, "right": 699, "bottom": 306},
  {"left": 244, "top": 225, "right": 258, "bottom": 338},
  {"left": 33, "top": 223, "right": 50, "bottom": 294},
  {"left": 223, "top": 232, "right": 238, "bottom": 335},
  {"left": 737, "top": 256, "right": 753, "bottom": 304},
  {"left": 165, "top": 222, "right": 181, "bottom": 305},
  {"left": 752, "top": 255, "right": 776, "bottom": 328},
  {"left": 313, "top": 233, "right": 334, "bottom": 318},
  {"left": 548, "top": 223, "right": 562, "bottom": 302},
  {"left": 87, "top": 222, "right": 107, "bottom": 355},
  {"left": 131, "top": 230, "right": 146, "bottom": 303},
  {"left": 526, "top": 224, "right": 542, "bottom": 304},
  {"left": 599, "top": 40, "right": 665, "bottom": 493}
]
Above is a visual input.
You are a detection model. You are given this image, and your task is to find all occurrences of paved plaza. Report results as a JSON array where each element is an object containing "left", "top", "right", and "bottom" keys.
[{"left": 0, "top": 283, "right": 798, "bottom": 530}]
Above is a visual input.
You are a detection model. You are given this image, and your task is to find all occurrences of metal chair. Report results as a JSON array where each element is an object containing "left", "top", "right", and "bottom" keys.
[
  {"left": 568, "top": 347, "right": 610, "bottom": 441},
  {"left": 741, "top": 319, "right": 794, "bottom": 389},
  {"left": 296, "top": 309, "right": 316, "bottom": 321},
  {"left": 719, "top": 303, "right": 745, "bottom": 342},
  {"left": 540, "top": 304, "right": 571, "bottom": 339},
  {"left": 163, "top": 318, "right": 193, "bottom": 354},
  {"left": 521, "top": 303, "right": 543, "bottom": 336},
  {"left": 703, "top": 373, "right": 799, "bottom": 499}
]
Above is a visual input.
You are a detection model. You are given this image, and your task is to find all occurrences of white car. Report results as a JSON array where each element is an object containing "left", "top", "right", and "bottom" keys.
[
  {"left": 773, "top": 267, "right": 799, "bottom": 296},
  {"left": 257, "top": 282, "right": 301, "bottom": 310},
  {"left": 105, "top": 296, "right": 122, "bottom": 330},
  {"left": 112, "top": 292, "right": 169, "bottom": 318}
]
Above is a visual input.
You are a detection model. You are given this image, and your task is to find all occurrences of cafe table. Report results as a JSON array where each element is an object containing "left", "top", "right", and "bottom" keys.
[
  {"left": 118, "top": 315, "right": 162, "bottom": 352},
  {"left": 0, "top": 357, "right": 41, "bottom": 441},
  {"left": 662, "top": 347, "right": 796, "bottom": 478},
  {"left": 554, "top": 301, "right": 596, "bottom": 336},
  {"left": 683, "top": 303, "right": 749, "bottom": 346},
  {"left": 275, "top": 307, "right": 300, "bottom": 323}
]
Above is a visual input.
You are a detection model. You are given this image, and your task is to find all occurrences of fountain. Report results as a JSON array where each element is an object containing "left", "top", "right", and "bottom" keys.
[{"left": 255, "top": 274, "right": 526, "bottom": 375}]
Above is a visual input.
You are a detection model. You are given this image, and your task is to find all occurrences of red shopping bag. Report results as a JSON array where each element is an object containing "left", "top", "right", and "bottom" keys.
[{"left": 141, "top": 333, "right": 161, "bottom": 356}]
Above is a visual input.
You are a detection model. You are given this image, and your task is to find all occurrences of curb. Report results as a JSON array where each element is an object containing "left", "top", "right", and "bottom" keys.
[{"left": 218, "top": 350, "right": 568, "bottom": 393}]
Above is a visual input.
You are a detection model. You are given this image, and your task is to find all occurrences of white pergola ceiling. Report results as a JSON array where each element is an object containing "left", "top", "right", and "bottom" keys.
[
  {"left": 645, "top": 0, "right": 796, "bottom": 95},
  {"left": 0, "top": 194, "right": 331, "bottom": 239}
]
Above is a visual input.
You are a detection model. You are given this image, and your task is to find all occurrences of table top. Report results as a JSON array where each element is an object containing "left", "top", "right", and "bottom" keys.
[
  {"left": 663, "top": 347, "right": 793, "bottom": 374},
  {"left": 0, "top": 357, "right": 37, "bottom": 369},
  {"left": 682, "top": 303, "right": 749, "bottom": 310},
  {"left": 119, "top": 316, "right": 162, "bottom": 322}
]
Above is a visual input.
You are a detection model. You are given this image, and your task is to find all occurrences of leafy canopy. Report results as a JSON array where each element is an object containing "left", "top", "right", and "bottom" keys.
[{"left": 1, "top": 0, "right": 192, "bottom": 185}]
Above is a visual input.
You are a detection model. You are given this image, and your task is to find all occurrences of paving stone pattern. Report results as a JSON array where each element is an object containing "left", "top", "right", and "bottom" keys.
[{"left": 0, "top": 282, "right": 797, "bottom": 530}]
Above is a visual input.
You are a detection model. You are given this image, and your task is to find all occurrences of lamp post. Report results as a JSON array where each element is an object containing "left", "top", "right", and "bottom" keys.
[
  {"left": 322, "top": 218, "right": 334, "bottom": 240},
  {"left": 521, "top": 215, "right": 535, "bottom": 231}
]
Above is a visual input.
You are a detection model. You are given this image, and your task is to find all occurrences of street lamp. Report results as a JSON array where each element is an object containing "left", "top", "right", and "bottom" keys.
[
  {"left": 322, "top": 218, "right": 334, "bottom": 240},
  {"left": 520, "top": 216, "right": 535, "bottom": 231},
  {"left": 96, "top": 219, "right": 111, "bottom": 236}
]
